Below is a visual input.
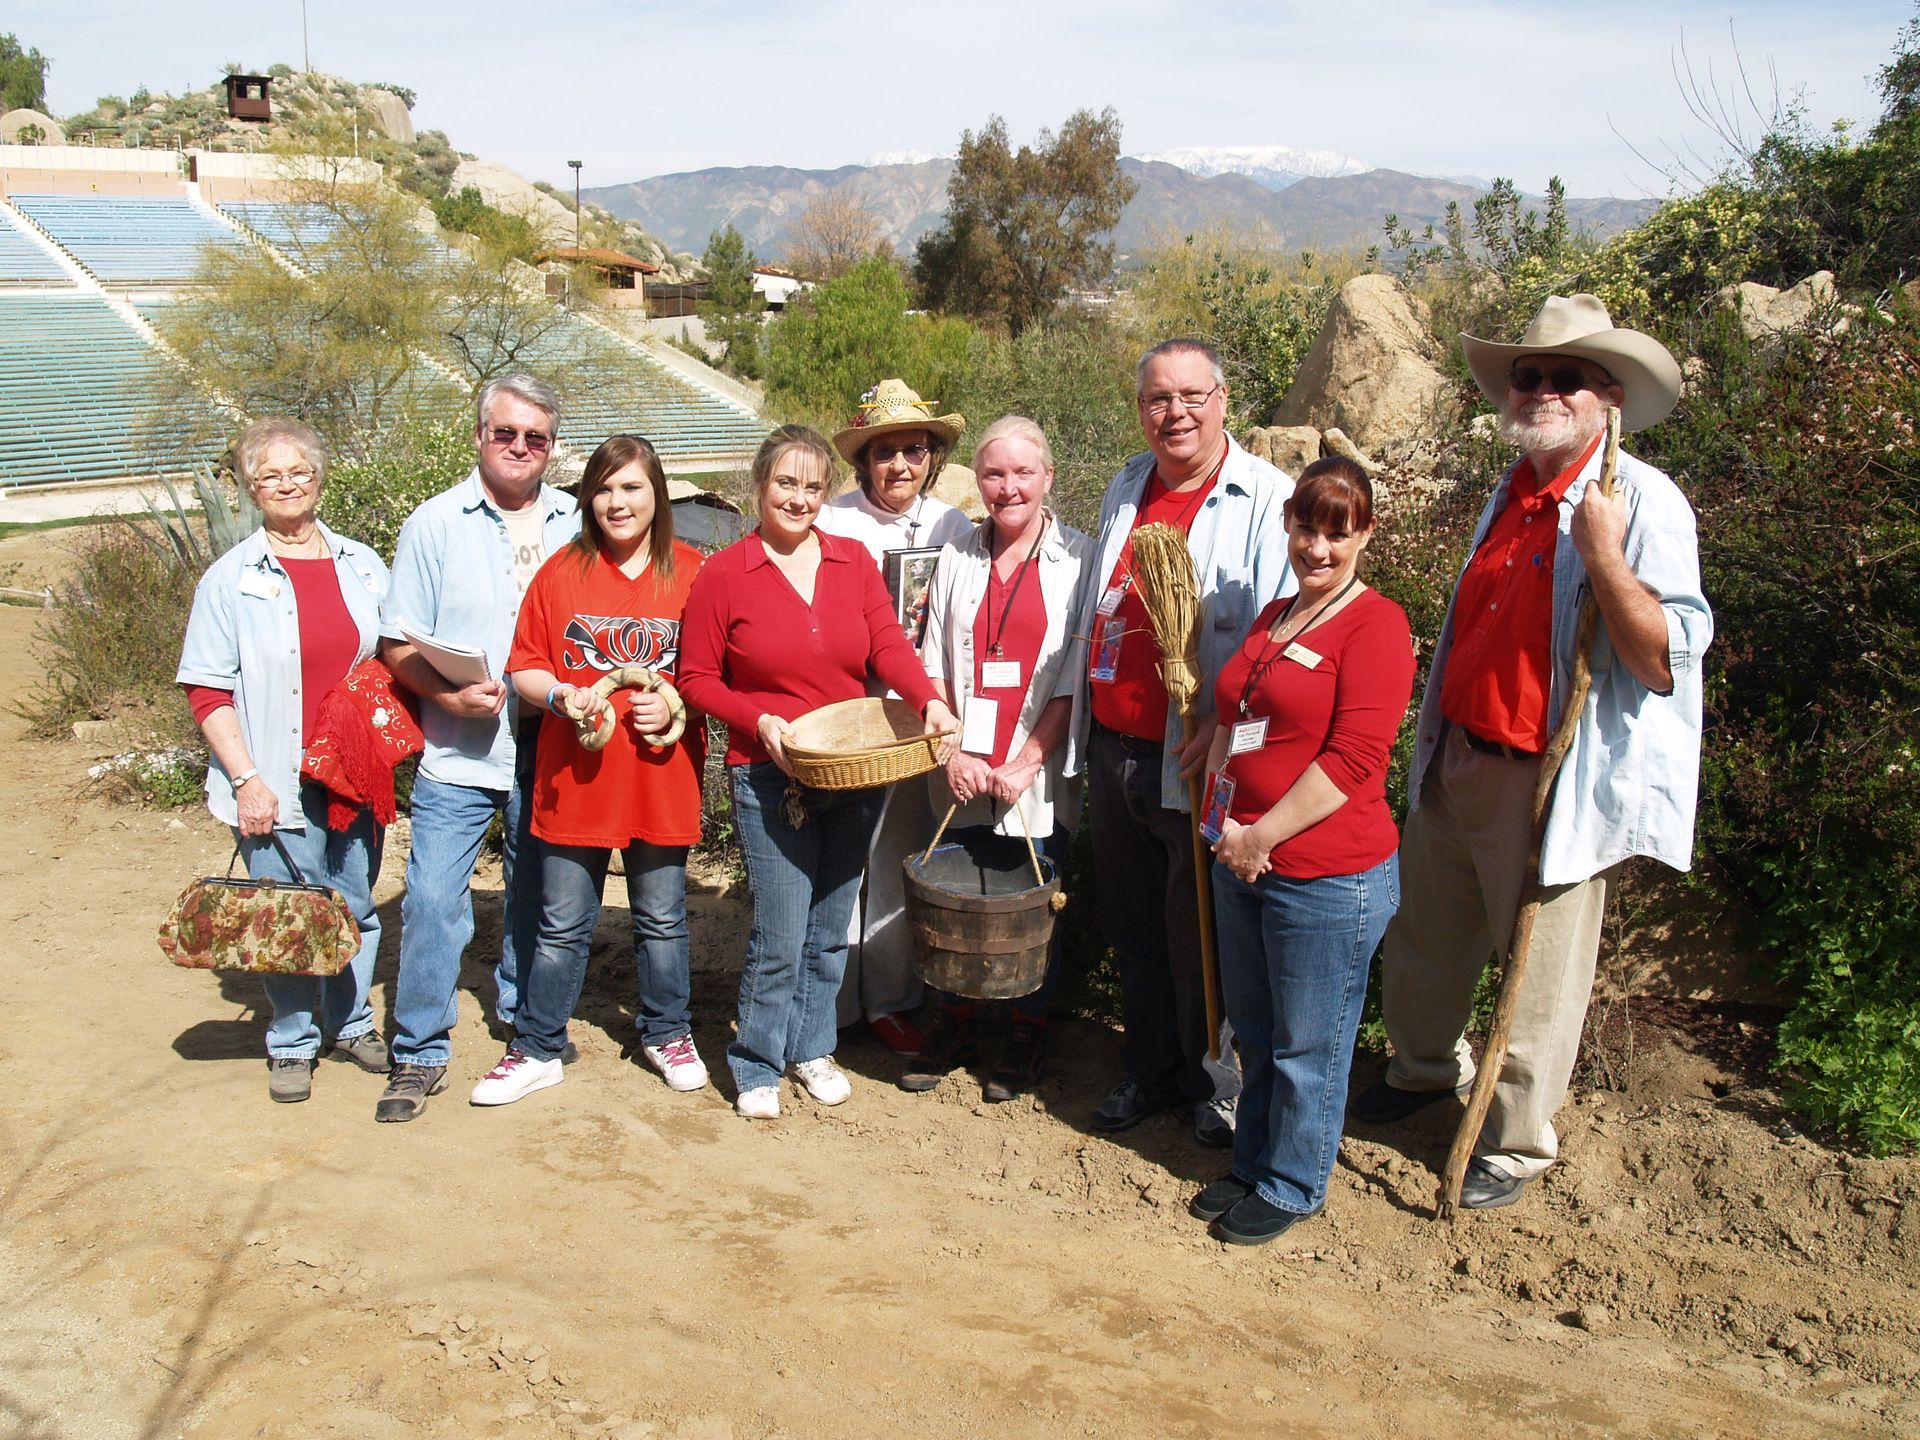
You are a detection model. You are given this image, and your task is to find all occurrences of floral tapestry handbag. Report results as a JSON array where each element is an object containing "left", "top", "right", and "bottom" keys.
[{"left": 157, "top": 835, "right": 361, "bottom": 976}]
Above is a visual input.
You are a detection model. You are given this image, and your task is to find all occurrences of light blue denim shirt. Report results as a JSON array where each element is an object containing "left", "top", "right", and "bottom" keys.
[
  {"left": 379, "top": 468, "right": 579, "bottom": 790},
  {"left": 1076, "top": 436, "right": 1297, "bottom": 810},
  {"left": 1408, "top": 446, "right": 1714, "bottom": 886},
  {"left": 176, "top": 523, "right": 389, "bottom": 831}
]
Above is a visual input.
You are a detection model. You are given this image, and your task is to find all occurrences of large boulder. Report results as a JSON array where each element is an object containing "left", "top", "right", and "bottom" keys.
[
  {"left": 1241, "top": 424, "right": 1322, "bottom": 480},
  {"left": 1273, "top": 273, "right": 1449, "bottom": 453},
  {"left": 448, "top": 159, "right": 576, "bottom": 247},
  {"left": 1715, "top": 271, "right": 1840, "bottom": 338},
  {"left": 361, "top": 88, "right": 415, "bottom": 145},
  {"left": 0, "top": 108, "right": 65, "bottom": 144},
  {"left": 930, "top": 462, "right": 984, "bottom": 520}
]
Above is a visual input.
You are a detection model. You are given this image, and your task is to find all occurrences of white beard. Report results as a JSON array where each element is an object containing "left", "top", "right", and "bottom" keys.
[{"left": 1499, "top": 401, "right": 1602, "bottom": 460}]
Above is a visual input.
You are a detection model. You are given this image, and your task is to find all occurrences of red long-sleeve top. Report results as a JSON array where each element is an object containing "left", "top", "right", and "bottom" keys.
[{"left": 677, "top": 529, "right": 938, "bottom": 766}]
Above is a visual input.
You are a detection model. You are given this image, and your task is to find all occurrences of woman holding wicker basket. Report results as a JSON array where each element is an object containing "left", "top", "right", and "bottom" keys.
[
  {"left": 677, "top": 425, "right": 959, "bottom": 1120},
  {"left": 1189, "top": 457, "right": 1416, "bottom": 1245},
  {"left": 467, "top": 434, "right": 709, "bottom": 1108}
]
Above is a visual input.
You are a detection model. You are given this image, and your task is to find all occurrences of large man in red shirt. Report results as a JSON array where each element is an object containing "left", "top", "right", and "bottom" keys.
[
  {"left": 1078, "top": 339, "right": 1296, "bottom": 1142},
  {"left": 1356, "top": 296, "right": 1712, "bottom": 1209}
]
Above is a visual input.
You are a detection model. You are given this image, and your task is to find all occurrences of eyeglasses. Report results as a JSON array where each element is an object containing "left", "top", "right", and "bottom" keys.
[
  {"left": 486, "top": 426, "right": 552, "bottom": 453},
  {"left": 1509, "top": 363, "right": 1604, "bottom": 396},
  {"left": 252, "top": 467, "right": 317, "bottom": 491},
  {"left": 1141, "top": 384, "right": 1221, "bottom": 417},
  {"left": 869, "top": 443, "right": 931, "bottom": 465}
]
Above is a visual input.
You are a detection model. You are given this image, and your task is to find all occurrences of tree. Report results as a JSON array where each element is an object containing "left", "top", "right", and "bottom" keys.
[
  {"left": 783, "top": 190, "right": 891, "bottom": 282},
  {"left": 913, "top": 107, "right": 1136, "bottom": 336},
  {"left": 0, "top": 33, "right": 49, "bottom": 112},
  {"left": 700, "top": 224, "right": 765, "bottom": 379}
]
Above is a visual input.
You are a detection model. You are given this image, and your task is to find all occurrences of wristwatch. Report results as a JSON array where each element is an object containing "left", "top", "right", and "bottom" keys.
[{"left": 231, "top": 767, "right": 259, "bottom": 788}]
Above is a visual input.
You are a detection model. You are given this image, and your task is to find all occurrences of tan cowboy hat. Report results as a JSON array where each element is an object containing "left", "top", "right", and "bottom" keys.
[
  {"left": 832, "top": 379, "right": 965, "bottom": 464},
  {"left": 1461, "top": 293, "right": 1682, "bottom": 433}
]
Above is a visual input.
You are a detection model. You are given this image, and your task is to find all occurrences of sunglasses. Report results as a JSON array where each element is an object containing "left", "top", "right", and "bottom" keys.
[
  {"left": 1509, "top": 363, "right": 1604, "bottom": 396},
  {"left": 486, "top": 426, "right": 552, "bottom": 453},
  {"left": 870, "top": 443, "right": 931, "bottom": 465}
]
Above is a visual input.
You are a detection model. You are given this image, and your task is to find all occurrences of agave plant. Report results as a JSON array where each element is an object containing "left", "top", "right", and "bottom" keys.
[{"left": 138, "top": 463, "right": 262, "bottom": 571}]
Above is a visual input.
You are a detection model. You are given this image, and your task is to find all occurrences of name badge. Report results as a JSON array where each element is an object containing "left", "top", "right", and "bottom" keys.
[
  {"left": 1284, "top": 642, "right": 1323, "bottom": 670},
  {"left": 1095, "top": 583, "right": 1126, "bottom": 617},
  {"left": 980, "top": 660, "right": 1021, "bottom": 690},
  {"left": 1090, "top": 617, "right": 1126, "bottom": 683},
  {"left": 1228, "top": 718, "right": 1268, "bottom": 755},
  {"left": 960, "top": 696, "right": 999, "bottom": 755},
  {"left": 239, "top": 571, "right": 280, "bottom": 599},
  {"left": 1199, "top": 770, "right": 1236, "bottom": 844}
]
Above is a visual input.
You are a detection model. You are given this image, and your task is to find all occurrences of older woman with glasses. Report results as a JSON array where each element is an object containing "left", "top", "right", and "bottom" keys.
[
  {"left": 815, "top": 380, "right": 975, "bottom": 1059},
  {"left": 177, "top": 418, "right": 392, "bottom": 1104},
  {"left": 678, "top": 425, "right": 958, "bottom": 1119}
]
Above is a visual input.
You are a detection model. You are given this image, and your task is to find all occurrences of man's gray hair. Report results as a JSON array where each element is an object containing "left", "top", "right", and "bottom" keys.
[
  {"left": 1136, "top": 338, "right": 1226, "bottom": 395},
  {"left": 233, "top": 417, "right": 327, "bottom": 486},
  {"left": 974, "top": 415, "right": 1054, "bottom": 473},
  {"left": 475, "top": 373, "right": 562, "bottom": 434}
]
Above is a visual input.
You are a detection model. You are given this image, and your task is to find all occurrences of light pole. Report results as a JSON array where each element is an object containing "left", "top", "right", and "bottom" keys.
[{"left": 568, "top": 159, "right": 583, "bottom": 255}]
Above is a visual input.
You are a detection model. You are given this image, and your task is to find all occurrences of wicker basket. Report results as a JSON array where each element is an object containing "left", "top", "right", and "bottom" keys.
[{"left": 783, "top": 697, "right": 949, "bottom": 791}]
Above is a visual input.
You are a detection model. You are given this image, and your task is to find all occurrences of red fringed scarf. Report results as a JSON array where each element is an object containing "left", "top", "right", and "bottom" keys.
[{"left": 301, "top": 657, "right": 425, "bottom": 829}]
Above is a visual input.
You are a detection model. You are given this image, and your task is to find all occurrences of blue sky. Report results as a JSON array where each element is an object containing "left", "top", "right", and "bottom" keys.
[{"left": 13, "top": 1, "right": 1913, "bottom": 197}]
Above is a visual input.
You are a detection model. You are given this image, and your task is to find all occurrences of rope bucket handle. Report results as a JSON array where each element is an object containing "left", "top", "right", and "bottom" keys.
[{"left": 920, "top": 794, "right": 1053, "bottom": 901}]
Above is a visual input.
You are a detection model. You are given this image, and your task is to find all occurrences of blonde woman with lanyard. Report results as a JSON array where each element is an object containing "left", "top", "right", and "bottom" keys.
[
  {"left": 816, "top": 380, "right": 975, "bottom": 1058},
  {"left": 1190, "top": 457, "right": 1416, "bottom": 1246},
  {"left": 902, "top": 416, "right": 1092, "bottom": 1100}
]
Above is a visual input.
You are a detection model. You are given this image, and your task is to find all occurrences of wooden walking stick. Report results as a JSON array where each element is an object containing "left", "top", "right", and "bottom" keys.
[
  {"left": 1128, "top": 521, "right": 1225, "bottom": 1059},
  {"left": 1436, "top": 404, "right": 1623, "bottom": 1222}
]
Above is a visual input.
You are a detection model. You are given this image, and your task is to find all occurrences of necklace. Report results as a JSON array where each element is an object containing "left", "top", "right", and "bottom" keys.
[{"left": 1237, "top": 573, "right": 1362, "bottom": 719}]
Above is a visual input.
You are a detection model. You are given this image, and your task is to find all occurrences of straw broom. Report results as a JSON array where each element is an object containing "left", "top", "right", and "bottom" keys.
[
  {"left": 1436, "top": 404, "right": 1623, "bottom": 1222},
  {"left": 1128, "top": 521, "right": 1224, "bottom": 1060}
]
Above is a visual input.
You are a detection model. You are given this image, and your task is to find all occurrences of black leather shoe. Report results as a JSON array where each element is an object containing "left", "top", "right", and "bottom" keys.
[
  {"left": 899, "top": 1009, "right": 976, "bottom": 1093},
  {"left": 1090, "top": 1077, "right": 1181, "bottom": 1134},
  {"left": 1460, "top": 1158, "right": 1529, "bottom": 1210},
  {"left": 1212, "top": 1193, "right": 1312, "bottom": 1246},
  {"left": 1352, "top": 1077, "right": 1469, "bottom": 1124},
  {"left": 1189, "top": 1175, "right": 1253, "bottom": 1221},
  {"left": 983, "top": 1022, "right": 1045, "bottom": 1103}
]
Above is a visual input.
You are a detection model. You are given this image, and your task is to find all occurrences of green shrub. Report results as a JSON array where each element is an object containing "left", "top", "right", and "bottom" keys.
[
  {"left": 320, "top": 417, "right": 474, "bottom": 561},
  {"left": 87, "top": 745, "right": 207, "bottom": 808}
]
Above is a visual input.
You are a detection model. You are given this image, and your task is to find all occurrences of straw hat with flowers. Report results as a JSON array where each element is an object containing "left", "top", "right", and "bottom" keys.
[{"left": 832, "top": 379, "right": 965, "bottom": 465}]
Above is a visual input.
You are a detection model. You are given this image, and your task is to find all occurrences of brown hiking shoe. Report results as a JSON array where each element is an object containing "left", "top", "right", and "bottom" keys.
[{"left": 375, "top": 1063, "right": 447, "bottom": 1123}]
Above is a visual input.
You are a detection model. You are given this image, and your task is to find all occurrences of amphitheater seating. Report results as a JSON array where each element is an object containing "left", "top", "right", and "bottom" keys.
[
  {"left": 0, "top": 209, "right": 72, "bottom": 285},
  {"left": 0, "top": 295, "right": 226, "bottom": 487},
  {"left": 10, "top": 193, "right": 250, "bottom": 284}
]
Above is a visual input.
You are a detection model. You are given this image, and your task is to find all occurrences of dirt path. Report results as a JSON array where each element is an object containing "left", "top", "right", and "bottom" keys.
[{"left": 0, "top": 592, "right": 1915, "bottom": 1440}]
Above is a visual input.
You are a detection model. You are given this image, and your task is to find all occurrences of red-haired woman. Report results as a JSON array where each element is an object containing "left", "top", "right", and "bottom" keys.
[
  {"left": 471, "top": 434, "right": 708, "bottom": 1106},
  {"left": 1191, "top": 457, "right": 1416, "bottom": 1245}
]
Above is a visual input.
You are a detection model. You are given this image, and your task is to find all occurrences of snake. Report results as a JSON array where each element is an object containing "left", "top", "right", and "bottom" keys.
[{"left": 565, "top": 665, "right": 688, "bottom": 752}]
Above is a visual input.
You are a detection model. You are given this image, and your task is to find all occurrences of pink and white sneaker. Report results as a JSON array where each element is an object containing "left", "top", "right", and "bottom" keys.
[
  {"left": 469, "top": 1047, "right": 564, "bottom": 1106},
  {"left": 643, "top": 1034, "right": 709, "bottom": 1093}
]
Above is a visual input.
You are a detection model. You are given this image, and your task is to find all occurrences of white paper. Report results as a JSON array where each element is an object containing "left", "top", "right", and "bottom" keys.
[
  {"left": 961, "top": 696, "right": 1000, "bottom": 755},
  {"left": 399, "top": 621, "right": 493, "bottom": 687},
  {"left": 980, "top": 659, "right": 1022, "bottom": 690}
]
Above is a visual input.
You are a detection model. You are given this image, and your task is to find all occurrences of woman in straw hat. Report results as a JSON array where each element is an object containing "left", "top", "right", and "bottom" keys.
[
  {"left": 676, "top": 425, "right": 959, "bottom": 1119},
  {"left": 817, "top": 380, "right": 977, "bottom": 1058}
]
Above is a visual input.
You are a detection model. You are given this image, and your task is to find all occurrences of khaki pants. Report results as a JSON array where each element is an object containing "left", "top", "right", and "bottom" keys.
[{"left": 1379, "top": 726, "right": 1616, "bottom": 1180}]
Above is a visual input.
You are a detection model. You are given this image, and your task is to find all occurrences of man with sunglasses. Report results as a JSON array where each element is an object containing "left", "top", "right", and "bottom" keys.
[
  {"left": 375, "top": 373, "right": 579, "bottom": 1122},
  {"left": 1078, "top": 337, "right": 1296, "bottom": 1144},
  {"left": 1355, "top": 295, "right": 1713, "bottom": 1208}
]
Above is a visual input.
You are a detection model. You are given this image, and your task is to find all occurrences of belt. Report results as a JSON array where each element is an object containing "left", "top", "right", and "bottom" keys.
[
  {"left": 1456, "top": 723, "right": 1541, "bottom": 761},
  {"left": 1092, "top": 719, "right": 1162, "bottom": 755}
]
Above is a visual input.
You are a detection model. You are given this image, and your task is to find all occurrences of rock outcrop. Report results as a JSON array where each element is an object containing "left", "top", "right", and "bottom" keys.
[
  {"left": 0, "top": 108, "right": 65, "bottom": 145},
  {"left": 930, "top": 462, "right": 984, "bottom": 520},
  {"left": 449, "top": 159, "right": 577, "bottom": 247},
  {"left": 1273, "top": 273, "right": 1449, "bottom": 454},
  {"left": 1714, "top": 271, "right": 1843, "bottom": 338},
  {"left": 1241, "top": 425, "right": 1322, "bottom": 480},
  {"left": 362, "top": 89, "right": 415, "bottom": 146}
]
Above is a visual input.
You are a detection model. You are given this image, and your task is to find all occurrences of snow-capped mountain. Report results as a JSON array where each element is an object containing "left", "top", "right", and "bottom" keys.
[
  {"left": 1139, "top": 144, "right": 1371, "bottom": 191},
  {"left": 863, "top": 148, "right": 948, "bottom": 167}
]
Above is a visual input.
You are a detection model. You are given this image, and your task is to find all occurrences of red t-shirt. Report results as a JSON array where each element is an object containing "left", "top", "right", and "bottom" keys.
[
  {"left": 507, "top": 542, "right": 707, "bottom": 848},
  {"left": 184, "top": 556, "right": 359, "bottom": 744},
  {"left": 971, "top": 554, "right": 1049, "bottom": 767},
  {"left": 1439, "top": 434, "right": 1601, "bottom": 750},
  {"left": 1089, "top": 462, "right": 1221, "bottom": 740},
  {"left": 1211, "top": 589, "right": 1416, "bottom": 879},
  {"left": 676, "top": 530, "right": 938, "bottom": 766}
]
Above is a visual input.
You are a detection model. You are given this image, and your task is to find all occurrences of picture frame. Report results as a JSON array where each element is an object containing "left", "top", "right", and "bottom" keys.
[{"left": 884, "top": 546, "right": 943, "bottom": 648}]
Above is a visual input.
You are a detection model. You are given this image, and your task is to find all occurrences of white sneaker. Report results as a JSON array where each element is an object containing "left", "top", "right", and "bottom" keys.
[
  {"left": 791, "top": 1056, "right": 852, "bottom": 1106},
  {"left": 735, "top": 1085, "right": 780, "bottom": 1119},
  {"left": 469, "top": 1048, "right": 564, "bottom": 1106},
  {"left": 643, "top": 1034, "right": 709, "bottom": 1093}
]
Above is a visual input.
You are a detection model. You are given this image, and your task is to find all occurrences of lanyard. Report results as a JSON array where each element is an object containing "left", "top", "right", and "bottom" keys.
[
  {"left": 1235, "top": 573, "right": 1360, "bottom": 718},
  {"left": 982, "top": 517, "right": 1046, "bottom": 658}
]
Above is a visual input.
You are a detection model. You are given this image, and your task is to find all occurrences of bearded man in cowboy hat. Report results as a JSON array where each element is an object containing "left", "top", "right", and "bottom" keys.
[{"left": 1353, "top": 295, "right": 1713, "bottom": 1209}]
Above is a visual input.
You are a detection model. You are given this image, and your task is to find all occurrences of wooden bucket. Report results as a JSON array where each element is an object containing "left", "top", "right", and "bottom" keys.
[{"left": 903, "top": 827, "right": 1061, "bottom": 1001}]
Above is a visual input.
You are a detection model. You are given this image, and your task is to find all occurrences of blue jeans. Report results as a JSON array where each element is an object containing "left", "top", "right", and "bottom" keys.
[
  {"left": 728, "top": 762, "right": 884, "bottom": 1093},
  {"left": 238, "top": 782, "right": 383, "bottom": 1060},
  {"left": 929, "top": 824, "right": 1069, "bottom": 1023},
  {"left": 1212, "top": 854, "right": 1400, "bottom": 1213},
  {"left": 514, "top": 841, "right": 691, "bottom": 1062},
  {"left": 390, "top": 726, "right": 543, "bottom": 1066}
]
